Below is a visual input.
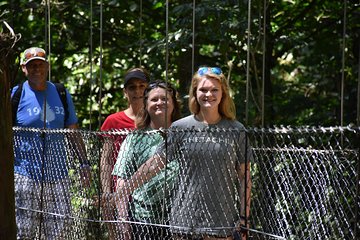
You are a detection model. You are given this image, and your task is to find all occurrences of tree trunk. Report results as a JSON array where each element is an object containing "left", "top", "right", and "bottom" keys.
[{"left": 0, "top": 25, "right": 18, "bottom": 240}]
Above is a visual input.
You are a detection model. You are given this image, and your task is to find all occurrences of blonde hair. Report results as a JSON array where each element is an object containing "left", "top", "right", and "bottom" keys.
[{"left": 188, "top": 69, "right": 236, "bottom": 120}]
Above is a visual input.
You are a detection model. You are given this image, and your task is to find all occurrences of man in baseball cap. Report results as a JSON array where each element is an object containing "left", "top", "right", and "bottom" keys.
[
  {"left": 20, "top": 47, "right": 49, "bottom": 90},
  {"left": 13, "top": 47, "right": 82, "bottom": 239}
]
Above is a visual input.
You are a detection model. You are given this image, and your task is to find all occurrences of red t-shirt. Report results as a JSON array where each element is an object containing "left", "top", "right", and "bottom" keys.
[{"left": 101, "top": 111, "right": 135, "bottom": 192}]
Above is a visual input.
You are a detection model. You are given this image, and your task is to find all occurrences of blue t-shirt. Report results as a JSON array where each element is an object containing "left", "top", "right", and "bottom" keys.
[{"left": 12, "top": 81, "right": 78, "bottom": 181}]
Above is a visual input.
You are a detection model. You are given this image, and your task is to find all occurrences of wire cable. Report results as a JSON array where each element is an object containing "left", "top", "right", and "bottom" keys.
[
  {"left": 98, "top": 0, "right": 103, "bottom": 130},
  {"left": 245, "top": 0, "right": 252, "bottom": 125},
  {"left": 261, "top": 0, "right": 267, "bottom": 127},
  {"left": 139, "top": 0, "right": 143, "bottom": 66},
  {"left": 340, "top": 0, "right": 347, "bottom": 126},
  {"left": 192, "top": 0, "right": 196, "bottom": 76},
  {"left": 89, "top": 0, "right": 94, "bottom": 131}
]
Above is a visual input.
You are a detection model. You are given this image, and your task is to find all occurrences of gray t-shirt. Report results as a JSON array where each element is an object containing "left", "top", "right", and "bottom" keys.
[{"left": 158, "top": 115, "right": 252, "bottom": 237}]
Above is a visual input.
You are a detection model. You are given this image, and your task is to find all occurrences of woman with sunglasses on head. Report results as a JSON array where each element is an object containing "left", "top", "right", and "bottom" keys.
[
  {"left": 119, "top": 67, "right": 252, "bottom": 240},
  {"left": 167, "top": 67, "right": 252, "bottom": 240},
  {"left": 112, "top": 80, "right": 182, "bottom": 240}
]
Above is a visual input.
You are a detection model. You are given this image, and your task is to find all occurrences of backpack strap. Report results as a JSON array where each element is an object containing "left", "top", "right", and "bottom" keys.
[
  {"left": 11, "top": 83, "right": 24, "bottom": 126},
  {"left": 11, "top": 82, "right": 69, "bottom": 126},
  {"left": 54, "top": 83, "right": 69, "bottom": 125}
]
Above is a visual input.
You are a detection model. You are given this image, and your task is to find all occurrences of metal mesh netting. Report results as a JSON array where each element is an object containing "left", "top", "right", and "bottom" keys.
[
  {"left": 249, "top": 127, "right": 360, "bottom": 240},
  {"left": 12, "top": 126, "right": 360, "bottom": 240}
]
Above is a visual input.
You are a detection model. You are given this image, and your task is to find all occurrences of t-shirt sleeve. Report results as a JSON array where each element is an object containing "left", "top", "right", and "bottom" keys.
[
  {"left": 222, "top": 120, "right": 253, "bottom": 164},
  {"left": 101, "top": 116, "right": 113, "bottom": 131},
  {"left": 236, "top": 130, "right": 253, "bottom": 164},
  {"left": 112, "top": 134, "right": 133, "bottom": 178}
]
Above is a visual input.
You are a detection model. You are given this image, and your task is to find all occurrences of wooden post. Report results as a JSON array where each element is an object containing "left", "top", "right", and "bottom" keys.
[{"left": 0, "top": 22, "right": 18, "bottom": 240}]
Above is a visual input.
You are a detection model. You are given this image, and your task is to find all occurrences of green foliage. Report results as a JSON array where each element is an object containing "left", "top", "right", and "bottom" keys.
[{"left": 1, "top": 0, "right": 359, "bottom": 128}]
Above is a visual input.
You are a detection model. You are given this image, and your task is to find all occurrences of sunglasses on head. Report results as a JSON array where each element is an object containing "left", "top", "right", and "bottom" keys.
[
  {"left": 197, "top": 67, "right": 222, "bottom": 76},
  {"left": 24, "top": 48, "right": 46, "bottom": 60},
  {"left": 145, "top": 81, "right": 175, "bottom": 94},
  {"left": 25, "top": 51, "right": 46, "bottom": 60}
]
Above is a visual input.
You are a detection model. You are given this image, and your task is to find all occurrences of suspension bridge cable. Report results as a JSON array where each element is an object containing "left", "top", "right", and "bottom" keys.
[
  {"left": 89, "top": 0, "right": 94, "bottom": 131},
  {"left": 357, "top": 37, "right": 360, "bottom": 126},
  {"left": 192, "top": 0, "right": 196, "bottom": 76},
  {"left": 46, "top": 0, "right": 51, "bottom": 83},
  {"left": 98, "top": 0, "right": 103, "bottom": 130},
  {"left": 165, "top": 0, "right": 169, "bottom": 108},
  {"left": 139, "top": 0, "right": 143, "bottom": 66},
  {"left": 340, "top": 0, "right": 347, "bottom": 126},
  {"left": 245, "top": 0, "right": 252, "bottom": 125},
  {"left": 261, "top": 0, "right": 267, "bottom": 127}
]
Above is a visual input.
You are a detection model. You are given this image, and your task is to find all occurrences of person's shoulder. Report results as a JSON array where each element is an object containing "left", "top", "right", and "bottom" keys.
[
  {"left": 105, "top": 111, "right": 128, "bottom": 121},
  {"left": 11, "top": 81, "right": 31, "bottom": 97},
  {"left": 220, "top": 118, "right": 245, "bottom": 129},
  {"left": 171, "top": 115, "right": 195, "bottom": 128},
  {"left": 173, "top": 115, "right": 194, "bottom": 123},
  {"left": 46, "top": 81, "right": 57, "bottom": 89},
  {"left": 11, "top": 83, "right": 21, "bottom": 96},
  {"left": 101, "top": 113, "right": 116, "bottom": 130},
  {"left": 101, "top": 111, "right": 134, "bottom": 130},
  {"left": 130, "top": 128, "right": 159, "bottom": 142},
  {"left": 45, "top": 81, "right": 65, "bottom": 95},
  {"left": 105, "top": 111, "right": 123, "bottom": 119},
  {"left": 117, "top": 111, "right": 131, "bottom": 119}
]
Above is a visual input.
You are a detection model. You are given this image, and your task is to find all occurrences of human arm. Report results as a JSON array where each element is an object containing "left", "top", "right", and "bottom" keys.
[
  {"left": 237, "top": 161, "right": 252, "bottom": 238},
  {"left": 236, "top": 128, "right": 252, "bottom": 221},
  {"left": 238, "top": 162, "right": 252, "bottom": 218},
  {"left": 66, "top": 124, "right": 91, "bottom": 187},
  {"left": 112, "top": 178, "right": 132, "bottom": 240},
  {"left": 112, "top": 133, "right": 162, "bottom": 240},
  {"left": 112, "top": 156, "right": 165, "bottom": 240},
  {"left": 100, "top": 139, "right": 115, "bottom": 194},
  {"left": 115, "top": 153, "right": 166, "bottom": 196},
  {"left": 64, "top": 90, "right": 91, "bottom": 187},
  {"left": 99, "top": 115, "right": 122, "bottom": 194}
]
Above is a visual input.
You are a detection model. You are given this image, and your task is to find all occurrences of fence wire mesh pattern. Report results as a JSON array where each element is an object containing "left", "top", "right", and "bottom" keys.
[{"left": 12, "top": 126, "right": 360, "bottom": 240}]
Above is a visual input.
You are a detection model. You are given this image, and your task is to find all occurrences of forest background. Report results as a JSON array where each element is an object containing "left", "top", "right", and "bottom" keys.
[{"left": 1, "top": 0, "right": 359, "bottom": 129}]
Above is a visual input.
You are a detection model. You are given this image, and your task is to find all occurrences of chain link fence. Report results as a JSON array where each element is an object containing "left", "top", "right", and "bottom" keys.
[{"left": 12, "top": 126, "right": 360, "bottom": 239}]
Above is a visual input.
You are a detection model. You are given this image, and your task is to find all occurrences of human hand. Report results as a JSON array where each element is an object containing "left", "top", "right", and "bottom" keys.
[
  {"left": 116, "top": 179, "right": 133, "bottom": 196},
  {"left": 114, "top": 191, "right": 132, "bottom": 240},
  {"left": 238, "top": 218, "right": 250, "bottom": 240},
  {"left": 92, "top": 192, "right": 115, "bottom": 208},
  {"left": 114, "top": 194, "right": 129, "bottom": 218}
]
